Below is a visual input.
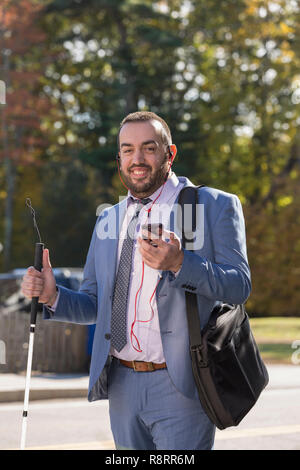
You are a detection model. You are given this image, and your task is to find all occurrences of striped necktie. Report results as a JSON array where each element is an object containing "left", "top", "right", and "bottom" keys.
[{"left": 111, "top": 197, "right": 151, "bottom": 352}]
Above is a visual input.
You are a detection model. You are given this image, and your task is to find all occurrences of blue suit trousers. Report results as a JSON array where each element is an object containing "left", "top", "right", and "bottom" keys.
[{"left": 108, "top": 358, "right": 215, "bottom": 450}]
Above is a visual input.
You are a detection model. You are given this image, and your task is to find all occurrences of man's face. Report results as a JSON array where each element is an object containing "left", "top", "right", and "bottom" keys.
[{"left": 118, "top": 120, "right": 170, "bottom": 198}]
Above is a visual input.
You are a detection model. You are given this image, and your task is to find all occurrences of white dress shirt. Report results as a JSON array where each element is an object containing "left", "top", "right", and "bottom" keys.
[
  {"left": 48, "top": 172, "right": 184, "bottom": 364},
  {"left": 111, "top": 172, "right": 184, "bottom": 363}
]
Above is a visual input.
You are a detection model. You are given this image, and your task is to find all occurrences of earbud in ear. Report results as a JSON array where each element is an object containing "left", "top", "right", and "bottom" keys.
[
  {"left": 167, "top": 146, "right": 173, "bottom": 160},
  {"left": 168, "top": 144, "right": 177, "bottom": 163}
]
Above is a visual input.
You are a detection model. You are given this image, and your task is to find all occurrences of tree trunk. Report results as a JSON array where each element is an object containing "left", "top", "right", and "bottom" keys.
[{"left": 1, "top": 48, "right": 15, "bottom": 271}]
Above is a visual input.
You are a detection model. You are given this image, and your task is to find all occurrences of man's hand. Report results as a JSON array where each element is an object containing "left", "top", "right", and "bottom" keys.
[
  {"left": 21, "top": 249, "right": 57, "bottom": 305},
  {"left": 138, "top": 229, "right": 184, "bottom": 272}
]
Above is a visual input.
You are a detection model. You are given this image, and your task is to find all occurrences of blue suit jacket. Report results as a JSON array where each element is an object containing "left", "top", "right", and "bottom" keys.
[{"left": 44, "top": 177, "right": 251, "bottom": 401}]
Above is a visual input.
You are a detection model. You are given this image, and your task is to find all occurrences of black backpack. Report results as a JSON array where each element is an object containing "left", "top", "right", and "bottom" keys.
[{"left": 178, "top": 185, "right": 269, "bottom": 430}]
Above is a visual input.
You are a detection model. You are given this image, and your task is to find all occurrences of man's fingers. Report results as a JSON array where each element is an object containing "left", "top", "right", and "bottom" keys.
[
  {"left": 25, "top": 267, "right": 43, "bottom": 279},
  {"left": 21, "top": 266, "right": 44, "bottom": 299},
  {"left": 163, "top": 229, "right": 178, "bottom": 241},
  {"left": 138, "top": 237, "right": 164, "bottom": 252},
  {"left": 139, "top": 249, "right": 159, "bottom": 269},
  {"left": 21, "top": 277, "right": 44, "bottom": 295},
  {"left": 22, "top": 289, "right": 43, "bottom": 299},
  {"left": 139, "top": 239, "right": 157, "bottom": 259},
  {"left": 22, "top": 278, "right": 43, "bottom": 288},
  {"left": 43, "top": 248, "right": 52, "bottom": 270},
  {"left": 163, "top": 230, "right": 181, "bottom": 248}
]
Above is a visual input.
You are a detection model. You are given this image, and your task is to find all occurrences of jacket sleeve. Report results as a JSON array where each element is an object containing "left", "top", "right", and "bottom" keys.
[
  {"left": 43, "top": 217, "right": 99, "bottom": 324},
  {"left": 169, "top": 194, "right": 251, "bottom": 304}
]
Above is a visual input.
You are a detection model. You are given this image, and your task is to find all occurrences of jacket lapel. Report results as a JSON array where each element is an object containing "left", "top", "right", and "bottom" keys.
[{"left": 100, "top": 198, "right": 128, "bottom": 290}]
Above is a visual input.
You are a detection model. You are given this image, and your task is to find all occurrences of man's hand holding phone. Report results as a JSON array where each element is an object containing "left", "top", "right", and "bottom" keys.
[
  {"left": 138, "top": 223, "right": 184, "bottom": 273},
  {"left": 141, "top": 223, "right": 163, "bottom": 247}
]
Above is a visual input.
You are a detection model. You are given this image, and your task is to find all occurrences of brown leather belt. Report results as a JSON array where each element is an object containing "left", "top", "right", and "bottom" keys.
[{"left": 119, "top": 359, "right": 167, "bottom": 372}]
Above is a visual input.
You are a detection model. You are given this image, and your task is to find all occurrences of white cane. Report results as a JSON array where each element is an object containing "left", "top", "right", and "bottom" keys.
[{"left": 20, "top": 199, "right": 44, "bottom": 450}]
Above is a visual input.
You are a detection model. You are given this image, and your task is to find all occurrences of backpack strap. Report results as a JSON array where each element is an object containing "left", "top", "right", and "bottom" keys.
[
  {"left": 177, "top": 184, "right": 205, "bottom": 250},
  {"left": 177, "top": 184, "right": 205, "bottom": 349}
]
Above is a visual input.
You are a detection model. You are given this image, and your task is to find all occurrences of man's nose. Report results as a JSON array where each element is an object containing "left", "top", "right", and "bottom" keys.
[{"left": 131, "top": 148, "right": 145, "bottom": 164}]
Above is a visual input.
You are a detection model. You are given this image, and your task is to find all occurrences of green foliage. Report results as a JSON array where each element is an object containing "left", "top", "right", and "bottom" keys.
[
  {"left": 246, "top": 178, "right": 300, "bottom": 316},
  {"left": 38, "top": 159, "right": 101, "bottom": 266},
  {"left": 1, "top": 0, "right": 299, "bottom": 315}
]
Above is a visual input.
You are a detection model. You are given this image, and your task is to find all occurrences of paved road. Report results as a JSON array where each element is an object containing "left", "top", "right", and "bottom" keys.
[
  {"left": 1, "top": 385, "right": 299, "bottom": 450},
  {"left": 1, "top": 364, "right": 299, "bottom": 450}
]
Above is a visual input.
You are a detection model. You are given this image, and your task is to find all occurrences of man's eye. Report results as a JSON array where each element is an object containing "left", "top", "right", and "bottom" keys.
[{"left": 145, "top": 147, "right": 155, "bottom": 152}]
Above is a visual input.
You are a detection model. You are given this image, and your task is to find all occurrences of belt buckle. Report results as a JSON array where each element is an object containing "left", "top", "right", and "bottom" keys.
[{"left": 131, "top": 361, "right": 155, "bottom": 371}]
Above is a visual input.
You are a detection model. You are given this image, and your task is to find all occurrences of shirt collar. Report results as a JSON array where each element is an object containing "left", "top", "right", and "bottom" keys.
[{"left": 127, "top": 172, "right": 180, "bottom": 208}]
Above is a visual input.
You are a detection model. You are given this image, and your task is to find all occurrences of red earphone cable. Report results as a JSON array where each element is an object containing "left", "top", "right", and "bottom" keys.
[
  {"left": 117, "top": 158, "right": 131, "bottom": 192},
  {"left": 130, "top": 262, "right": 162, "bottom": 352},
  {"left": 130, "top": 261, "right": 145, "bottom": 352},
  {"left": 117, "top": 154, "right": 172, "bottom": 352}
]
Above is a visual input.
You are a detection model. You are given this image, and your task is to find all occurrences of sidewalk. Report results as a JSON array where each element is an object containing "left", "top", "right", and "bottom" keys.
[
  {"left": 0, "top": 364, "right": 299, "bottom": 403},
  {"left": 0, "top": 373, "right": 89, "bottom": 403}
]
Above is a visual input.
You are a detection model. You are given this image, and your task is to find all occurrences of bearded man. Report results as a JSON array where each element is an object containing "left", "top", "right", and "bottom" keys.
[{"left": 21, "top": 111, "right": 251, "bottom": 450}]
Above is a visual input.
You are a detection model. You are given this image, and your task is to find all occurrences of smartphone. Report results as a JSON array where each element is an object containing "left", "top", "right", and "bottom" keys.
[{"left": 141, "top": 223, "right": 163, "bottom": 246}]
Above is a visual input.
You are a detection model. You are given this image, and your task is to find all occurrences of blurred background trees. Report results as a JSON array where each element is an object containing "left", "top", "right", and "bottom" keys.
[{"left": 0, "top": 0, "right": 299, "bottom": 316}]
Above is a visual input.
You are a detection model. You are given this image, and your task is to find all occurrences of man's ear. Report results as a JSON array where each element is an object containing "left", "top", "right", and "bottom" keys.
[{"left": 169, "top": 144, "right": 177, "bottom": 163}]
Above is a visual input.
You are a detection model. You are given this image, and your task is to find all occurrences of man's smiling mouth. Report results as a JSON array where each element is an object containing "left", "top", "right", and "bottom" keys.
[{"left": 130, "top": 168, "right": 150, "bottom": 178}]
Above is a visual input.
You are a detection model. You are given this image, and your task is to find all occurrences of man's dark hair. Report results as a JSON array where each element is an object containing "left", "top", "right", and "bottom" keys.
[{"left": 118, "top": 111, "right": 172, "bottom": 149}]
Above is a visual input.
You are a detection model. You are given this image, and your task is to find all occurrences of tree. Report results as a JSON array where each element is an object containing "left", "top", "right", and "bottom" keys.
[
  {"left": 37, "top": 0, "right": 184, "bottom": 198},
  {"left": 184, "top": 0, "right": 300, "bottom": 201},
  {"left": 0, "top": 0, "right": 50, "bottom": 270},
  {"left": 2, "top": 0, "right": 299, "bottom": 315}
]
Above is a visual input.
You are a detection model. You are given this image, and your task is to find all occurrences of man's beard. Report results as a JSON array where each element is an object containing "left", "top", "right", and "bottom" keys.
[{"left": 121, "top": 155, "right": 169, "bottom": 197}]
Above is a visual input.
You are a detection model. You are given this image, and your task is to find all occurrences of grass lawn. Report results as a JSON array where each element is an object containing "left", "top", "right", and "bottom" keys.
[{"left": 249, "top": 317, "right": 300, "bottom": 364}]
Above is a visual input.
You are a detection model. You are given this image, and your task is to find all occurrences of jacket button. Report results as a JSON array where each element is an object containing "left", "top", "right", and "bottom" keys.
[{"left": 104, "top": 333, "right": 111, "bottom": 340}]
